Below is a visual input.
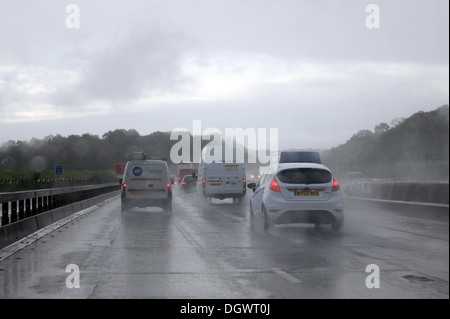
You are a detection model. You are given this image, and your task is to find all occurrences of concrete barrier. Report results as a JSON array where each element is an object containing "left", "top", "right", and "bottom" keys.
[
  {"left": 0, "top": 190, "right": 120, "bottom": 249},
  {"left": 342, "top": 181, "right": 449, "bottom": 206}
]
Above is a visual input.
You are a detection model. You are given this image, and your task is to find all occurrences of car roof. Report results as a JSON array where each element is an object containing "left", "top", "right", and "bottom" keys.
[
  {"left": 261, "top": 162, "right": 331, "bottom": 174},
  {"left": 277, "top": 162, "right": 330, "bottom": 170},
  {"left": 127, "top": 159, "right": 166, "bottom": 164}
]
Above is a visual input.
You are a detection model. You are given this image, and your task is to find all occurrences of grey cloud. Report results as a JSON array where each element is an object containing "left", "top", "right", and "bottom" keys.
[{"left": 52, "top": 28, "right": 191, "bottom": 107}]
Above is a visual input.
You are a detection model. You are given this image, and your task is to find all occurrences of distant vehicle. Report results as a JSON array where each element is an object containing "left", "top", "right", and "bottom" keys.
[
  {"left": 279, "top": 151, "right": 321, "bottom": 164},
  {"left": 121, "top": 159, "right": 173, "bottom": 213},
  {"left": 197, "top": 146, "right": 247, "bottom": 203},
  {"left": 177, "top": 168, "right": 198, "bottom": 185},
  {"left": 247, "top": 162, "right": 344, "bottom": 231},
  {"left": 180, "top": 175, "right": 198, "bottom": 192},
  {"left": 344, "top": 172, "right": 368, "bottom": 182}
]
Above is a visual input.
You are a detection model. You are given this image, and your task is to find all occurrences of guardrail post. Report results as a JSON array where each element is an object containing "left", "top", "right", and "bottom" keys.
[
  {"left": 43, "top": 196, "right": 48, "bottom": 212},
  {"left": 37, "top": 196, "right": 43, "bottom": 214},
  {"left": 1, "top": 202, "right": 8, "bottom": 226},
  {"left": 31, "top": 197, "right": 37, "bottom": 216},
  {"left": 18, "top": 199, "right": 25, "bottom": 220},
  {"left": 25, "top": 198, "right": 31, "bottom": 218},
  {"left": 11, "top": 201, "right": 17, "bottom": 223},
  {"left": 48, "top": 195, "right": 53, "bottom": 210}
]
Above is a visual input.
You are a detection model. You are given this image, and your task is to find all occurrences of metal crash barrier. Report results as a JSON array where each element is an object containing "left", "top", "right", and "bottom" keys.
[{"left": 0, "top": 183, "right": 121, "bottom": 226}]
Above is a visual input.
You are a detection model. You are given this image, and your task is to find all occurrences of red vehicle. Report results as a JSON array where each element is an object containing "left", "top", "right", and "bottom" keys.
[{"left": 177, "top": 168, "right": 198, "bottom": 185}]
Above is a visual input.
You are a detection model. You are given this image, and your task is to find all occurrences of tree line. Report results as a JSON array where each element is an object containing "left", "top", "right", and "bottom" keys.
[
  {"left": 0, "top": 105, "right": 448, "bottom": 182},
  {"left": 321, "top": 105, "right": 449, "bottom": 181}
]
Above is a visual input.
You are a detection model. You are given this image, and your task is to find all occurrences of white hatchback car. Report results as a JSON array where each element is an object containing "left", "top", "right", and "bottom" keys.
[{"left": 247, "top": 163, "right": 344, "bottom": 231}]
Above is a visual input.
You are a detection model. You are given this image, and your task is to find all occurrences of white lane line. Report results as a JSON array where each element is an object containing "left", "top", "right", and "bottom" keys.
[
  {"left": 345, "top": 196, "right": 449, "bottom": 208},
  {"left": 271, "top": 267, "right": 302, "bottom": 284}
]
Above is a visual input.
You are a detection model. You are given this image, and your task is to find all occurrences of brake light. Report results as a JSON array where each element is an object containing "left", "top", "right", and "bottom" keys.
[
  {"left": 182, "top": 181, "right": 186, "bottom": 185},
  {"left": 269, "top": 176, "right": 281, "bottom": 192},
  {"left": 202, "top": 179, "right": 206, "bottom": 190},
  {"left": 332, "top": 178, "right": 340, "bottom": 192},
  {"left": 167, "top": 183, "right": 172, "bottom": 192},
  {"left": 243, "top": 178, "right": 246, "bottom": 189},
  {"left": 122, "top": 183, "right": 127, "bottom": 188}
]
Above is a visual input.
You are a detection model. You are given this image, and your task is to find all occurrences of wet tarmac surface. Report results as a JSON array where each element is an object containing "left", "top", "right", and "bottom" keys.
[{"left": 0, "top": 188, "right": 448, "bottom": 298}]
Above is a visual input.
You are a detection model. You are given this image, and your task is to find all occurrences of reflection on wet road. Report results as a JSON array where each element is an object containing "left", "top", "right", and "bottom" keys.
[{"left": 0, "top": 188, "right": 448, "bottom": 298}]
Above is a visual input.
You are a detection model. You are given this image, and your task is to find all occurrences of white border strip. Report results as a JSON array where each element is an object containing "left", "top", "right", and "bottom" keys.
[{"left": 345, "top": 196, "right": 449, "bottom": 208}]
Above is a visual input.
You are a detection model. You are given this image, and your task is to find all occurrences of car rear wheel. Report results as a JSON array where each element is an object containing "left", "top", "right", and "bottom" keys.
[
  {"left": 331, "top": 219, "right": 343, "bottom": 231},
  {"left": 249, "top": 202, "right": 254, "bottom": 225},
  {"left": 262, "top": 205, "right": 272, "bottom": 231},
  {"left": 165, "top": 201, "right": 173, "bottom": 213},
  {"left": 121, "top": 201, "right": 127, "bottom": 214}
]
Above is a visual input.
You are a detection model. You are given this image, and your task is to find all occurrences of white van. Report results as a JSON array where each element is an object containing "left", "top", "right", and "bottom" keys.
[
  {"left": 197, "top": 146, "right": 247, "bottom": 202},
  {"left": 121, "top": 158, "right": 172, "bottom": 213}
]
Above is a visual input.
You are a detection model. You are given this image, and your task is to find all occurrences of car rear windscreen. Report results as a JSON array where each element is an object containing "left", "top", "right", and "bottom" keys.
[
  {"left": 279, "top": 152, "right": 321, "bottom": 164},
  {"left": 277, "top": 168, "right": 332, "bottom": 184}
]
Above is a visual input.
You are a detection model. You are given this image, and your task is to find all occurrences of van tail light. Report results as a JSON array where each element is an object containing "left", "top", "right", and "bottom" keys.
[
  {"left": 332, "top": 178, "right": 340, "bottom": 192},
  {"left": 243, "top": 178, "right": 247, "bottom": 189},
  {"left": 269, "top": 176, "right": 281, "bottom": 193},
  {"left": 167, "top": 183, "right": 172, "bottom": 192},
  {"left": 202, "top": 179, "right": 206, "bottom": 190}
]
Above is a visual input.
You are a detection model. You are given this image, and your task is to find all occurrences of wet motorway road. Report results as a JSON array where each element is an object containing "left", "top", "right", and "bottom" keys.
[{"left": 0, "top": 188, "right": 448, "bottom": 299}]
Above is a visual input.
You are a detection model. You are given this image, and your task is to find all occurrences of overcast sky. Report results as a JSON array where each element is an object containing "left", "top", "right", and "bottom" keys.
[{"left": 0, "top": 0, "right": 448, "bottom": 151}]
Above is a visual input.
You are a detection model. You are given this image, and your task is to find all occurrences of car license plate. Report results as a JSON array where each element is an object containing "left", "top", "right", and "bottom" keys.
[
  {"left": 295, "top": 190, "right": 320, "bottom": 196},
  {"left": 128, "top": 191, "right": 144, "bottom": 196},
  {"left": 209, "top": 182, "right": 222, "bottom": 186}
]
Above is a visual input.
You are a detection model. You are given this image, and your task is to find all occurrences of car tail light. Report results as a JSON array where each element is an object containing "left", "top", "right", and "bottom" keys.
[
  {"left": 122, "top": 183, "right": 127, "bottom": 195},
  {"left": 167, "top": 183, "right": 172, "bottom": 192},
  {"left": 202, "top": 179, "right": 206, "bottom": 190},
  {"left": 243, "top": 178, "right": 246, "bottom": 189},
  {"left": 269, "top": 176, "right": 281, "bottom": 192},
  {"left": 182, "top": 181, "right": 186, "bottom": 185},
  {"left": 332, "top": 178, "right": 340, "bottom": 192}
]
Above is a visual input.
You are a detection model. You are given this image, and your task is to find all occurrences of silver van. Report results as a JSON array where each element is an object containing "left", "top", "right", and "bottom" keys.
[{"left": 121, "top": 159, "right": 172, "bottom": 213}]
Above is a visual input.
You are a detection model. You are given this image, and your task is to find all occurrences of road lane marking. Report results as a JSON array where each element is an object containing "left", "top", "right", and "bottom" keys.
[
  {"left": 345, "top": 196, "right": 449, "bottom": 208},
  {"left": 271, "top": 267, "right": 301, "bottom": 284}
]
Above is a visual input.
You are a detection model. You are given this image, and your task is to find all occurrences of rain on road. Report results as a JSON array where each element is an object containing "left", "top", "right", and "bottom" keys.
[{"left": 0, "top": 188, "right": 448, "bottom": 299}]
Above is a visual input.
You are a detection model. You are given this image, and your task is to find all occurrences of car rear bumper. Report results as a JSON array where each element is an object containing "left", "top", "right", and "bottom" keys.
[
  {"left": 202, "top": 189, "right": 246, "bottom": 199},
  {"left": 264, "top": 195, "right": 344, "bottom": 225}
]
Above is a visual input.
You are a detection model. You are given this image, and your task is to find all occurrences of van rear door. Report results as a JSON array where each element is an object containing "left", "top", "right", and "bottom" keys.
[
  {"left": 127, "top": 163, "right": 166, "bottom": 198},
  {"left": 224, "top": 164, "right": 244, "bottom": 192}
]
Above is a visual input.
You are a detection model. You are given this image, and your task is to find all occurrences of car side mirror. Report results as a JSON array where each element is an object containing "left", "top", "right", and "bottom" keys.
[{"left": 247, "top": 183, "right": 256, "bottom": 192}]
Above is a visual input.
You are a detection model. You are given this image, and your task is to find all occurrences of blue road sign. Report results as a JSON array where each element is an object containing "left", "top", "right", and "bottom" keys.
[{"left": 55, "top": 164, "right": 63, "bottom": 176}]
